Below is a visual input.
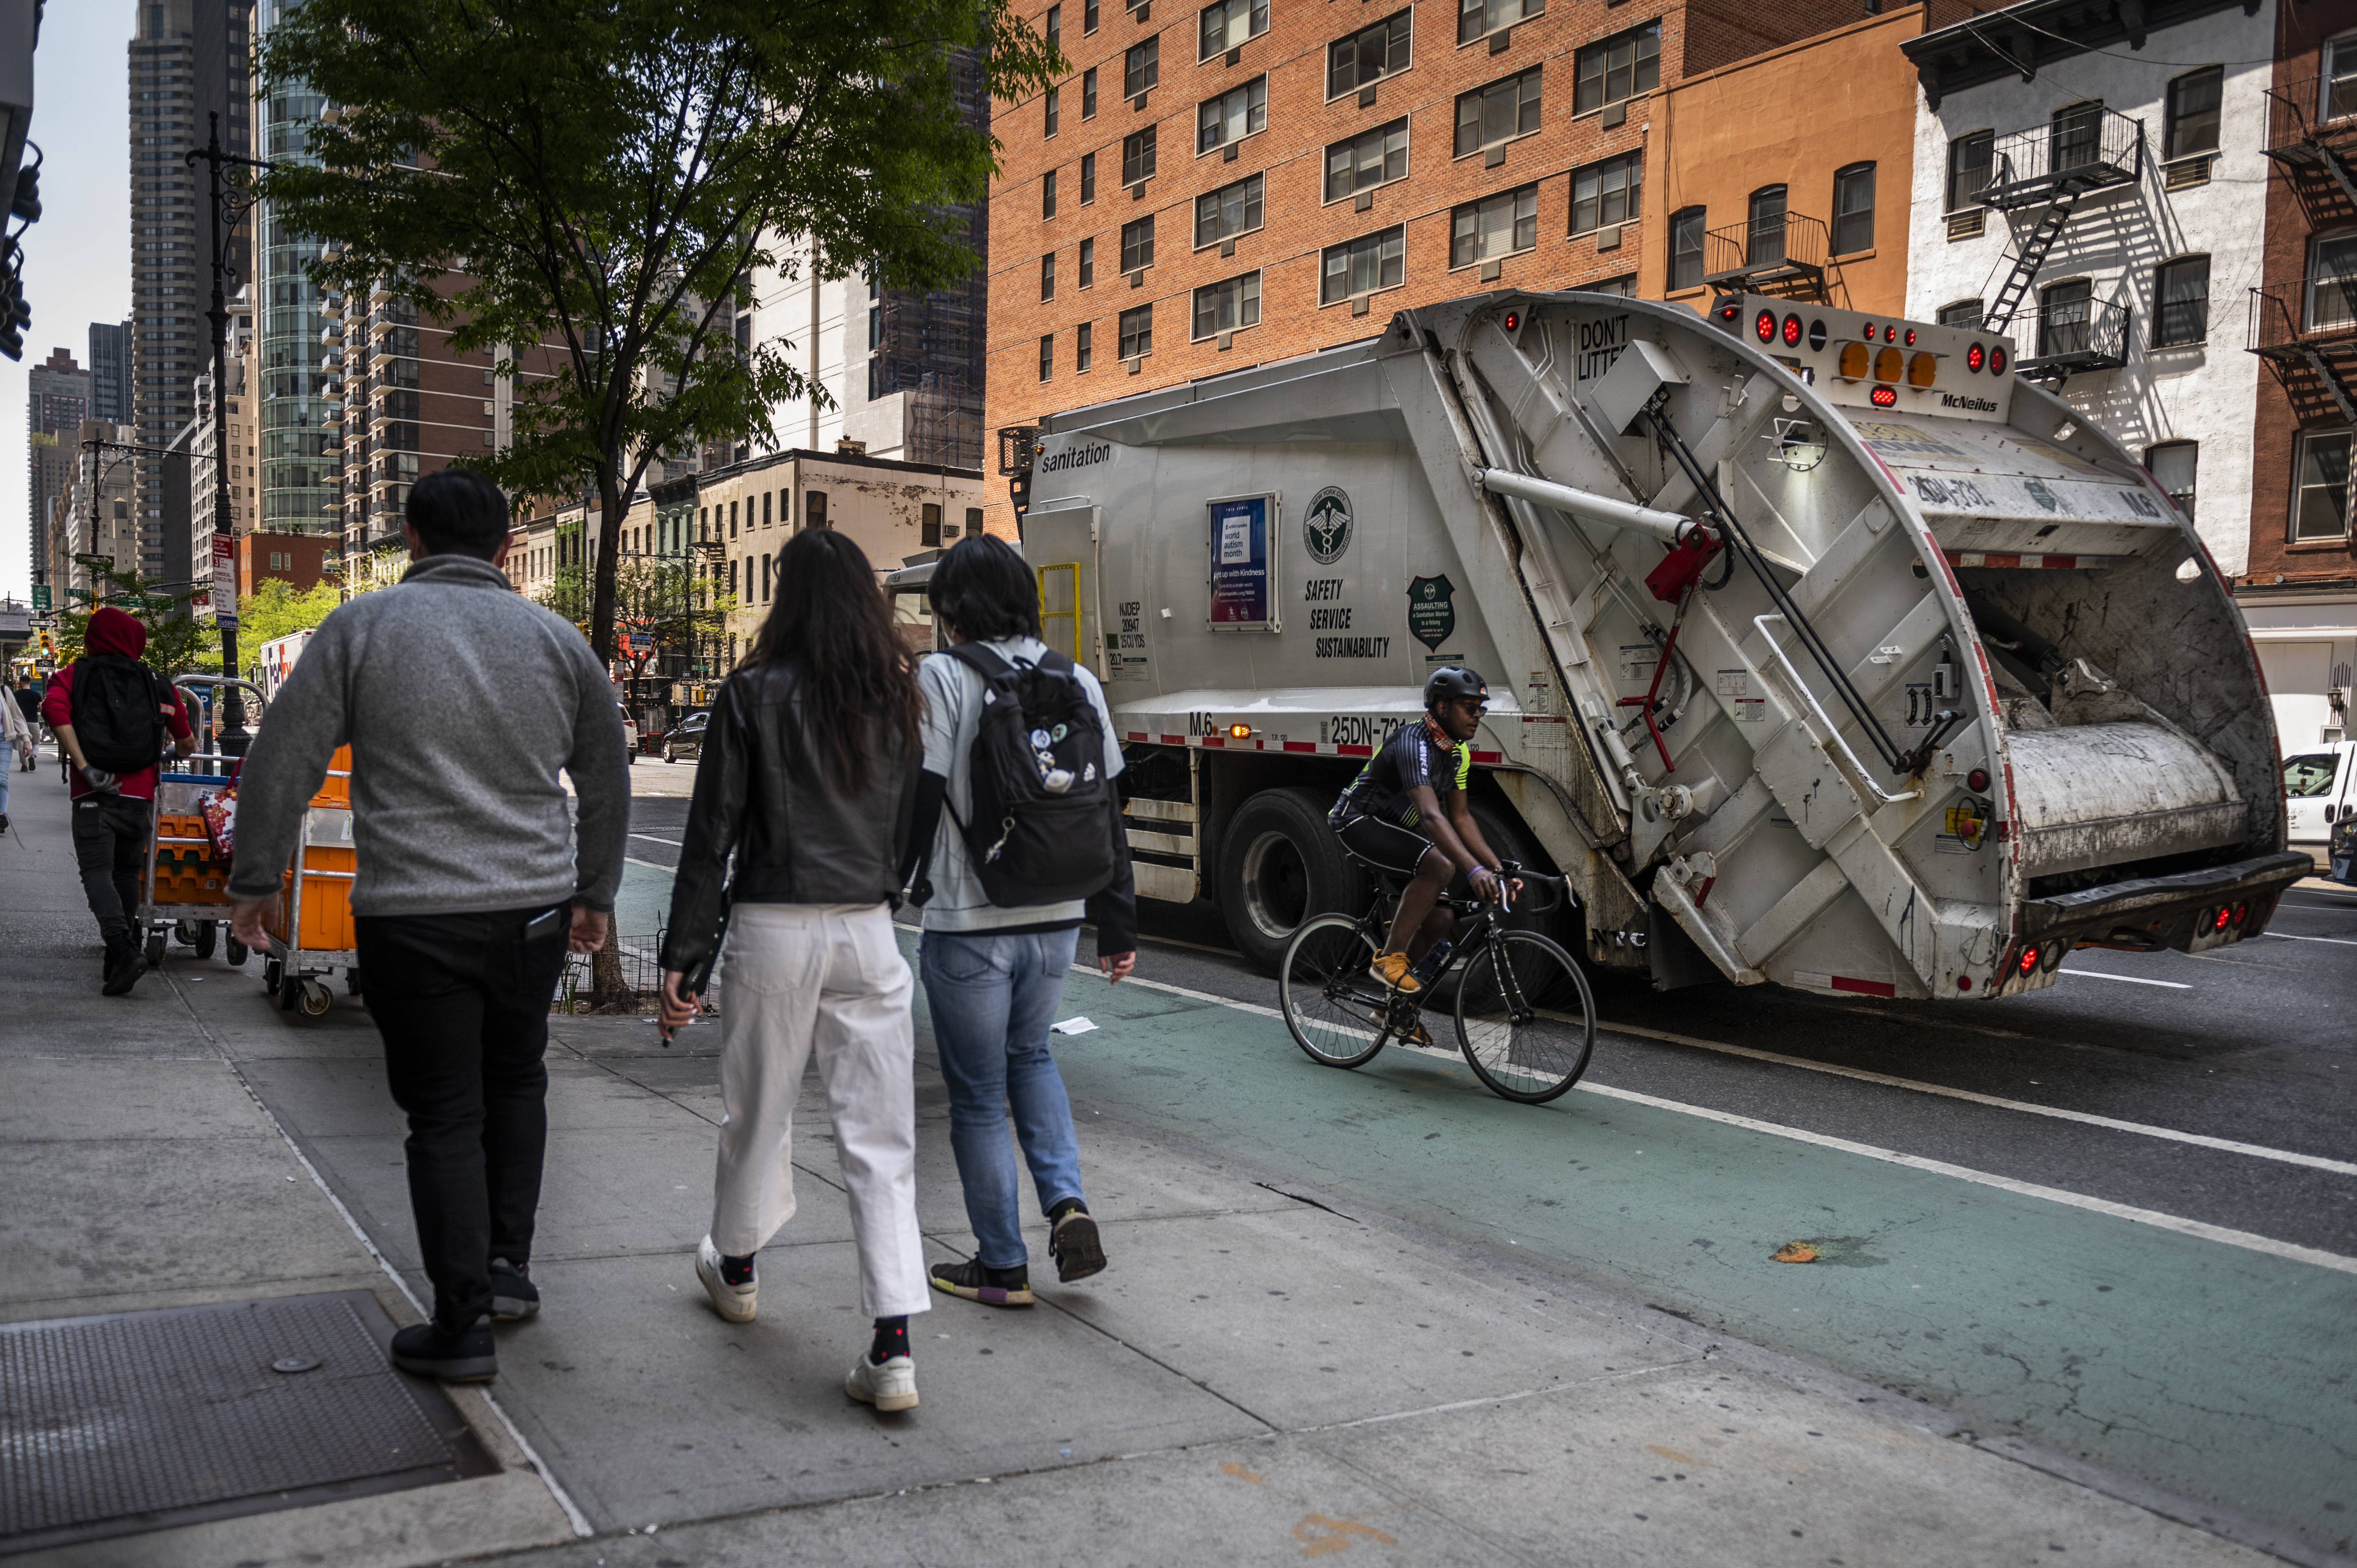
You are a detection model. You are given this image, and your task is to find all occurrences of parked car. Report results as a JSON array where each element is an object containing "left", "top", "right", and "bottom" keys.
[
  {"left": 2284, "top": 741, "right": 2356, "bottom": 870},
  {"left": 661, "top": 710, "right": 710, "bottom": 764},
  {"left": 618, "top": 703, "right": 639, "bottom": 764}
]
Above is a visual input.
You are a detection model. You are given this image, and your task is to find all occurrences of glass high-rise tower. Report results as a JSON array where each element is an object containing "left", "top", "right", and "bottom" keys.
[{"left": 255, "top": 46, "right": 333, "bottom": 536}]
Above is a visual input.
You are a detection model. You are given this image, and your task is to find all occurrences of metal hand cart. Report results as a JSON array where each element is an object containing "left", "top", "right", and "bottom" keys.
[
  {"left": 257, "top": 736, "right": 360, "bottom": 1018},
  {"left": 139, "top": 676, "right": 266, "bottom": 974}
]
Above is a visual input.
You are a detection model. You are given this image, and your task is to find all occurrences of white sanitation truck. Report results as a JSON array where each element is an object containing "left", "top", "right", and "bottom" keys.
[{"left": 987, "top": 289, "right": 2305, "bottom": 1000}]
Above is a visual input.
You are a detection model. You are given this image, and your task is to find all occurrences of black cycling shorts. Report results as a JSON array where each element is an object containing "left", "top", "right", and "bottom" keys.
[{"left": 1334, "top": 813, "right": 1444, "bottom": 879}]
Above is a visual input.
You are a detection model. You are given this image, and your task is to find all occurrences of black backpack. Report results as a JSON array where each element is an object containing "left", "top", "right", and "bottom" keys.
[
  {"left": 942, "top": 642, "right": 1121, "bottom": 906},
  {"left": 69, "top": 654, "right": 170, "bottom": 774}
]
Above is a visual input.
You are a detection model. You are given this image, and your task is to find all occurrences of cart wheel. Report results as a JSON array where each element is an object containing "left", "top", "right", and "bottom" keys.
[
  {"left": 345, "top": 967, "right": 363, "bottom": 999},
  {"left": 194, "top": 922, "right": 218, "bottom": 961},
  {"left": 144, "top": 929, "right": 167, "bottom": 968},
  {"left": 226, "top": 936, "right": 249, "bottom": 967},
  {"left": 298, "top": 978, "right": 332, "bottom": 1016},
  {"left": 263, "top": 957, "right": 283, "bottom": 995},
  {"left": 174, "top": 920, "right": 200, "bottom": 947}
]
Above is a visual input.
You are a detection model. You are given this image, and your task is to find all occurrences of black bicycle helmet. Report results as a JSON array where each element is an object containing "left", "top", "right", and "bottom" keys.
[{"left": 1423, "top": 665, "right": 1489, "bottom": 710}]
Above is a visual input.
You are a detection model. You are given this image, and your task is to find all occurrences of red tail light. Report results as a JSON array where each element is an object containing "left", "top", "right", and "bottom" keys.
[
  {"left": 1756, "top": 309, "right": 1778, "bottom": 344},
  {"left": 1966, "top": 342, "right": 1986, "bottom": 372},
  {"left": 1782, "top": 313, "right": 1803, "bottom": 347},
  {"left": 1870, "top": 385, "right": 1898, "bottom": 407},
  {"left": 2214, "top": 906, "right": 2232, "bottom": 930},
  {"left": 1990, "top": 346, "right": 2009, "bottom": 375},
  {"left": 2019, "top": 946, "right": 2039, "bottom": 974}
]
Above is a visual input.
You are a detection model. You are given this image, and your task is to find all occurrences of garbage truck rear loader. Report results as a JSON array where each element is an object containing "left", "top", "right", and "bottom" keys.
[{"left": 1009, "top": 289, "right": 2304, "bottom": 998}]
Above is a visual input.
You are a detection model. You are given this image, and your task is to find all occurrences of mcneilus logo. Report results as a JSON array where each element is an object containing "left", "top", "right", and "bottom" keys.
[{"left": 1940, "top": 392, "right": 1999, "bottom": 413}]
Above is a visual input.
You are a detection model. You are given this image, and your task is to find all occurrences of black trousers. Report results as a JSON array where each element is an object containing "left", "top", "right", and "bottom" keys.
[
  {"left": 355, "top": 905, "right": 572, "bottom": 1331},
  {"left": 72, "top": 794, "right": 153, "bottom": 945}
]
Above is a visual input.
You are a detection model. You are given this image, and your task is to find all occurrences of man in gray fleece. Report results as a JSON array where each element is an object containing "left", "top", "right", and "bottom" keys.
[{"left": 228, "top": 466, "right": 628, "bottom": 1382}]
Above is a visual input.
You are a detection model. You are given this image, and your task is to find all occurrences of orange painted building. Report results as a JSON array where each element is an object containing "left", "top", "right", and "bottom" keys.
[
  {"left": 237, "top": 531, "right": 337, "bottom": 598},
  {"left": 1640, "top": 6, "right": 1934, "bottom": 317}
]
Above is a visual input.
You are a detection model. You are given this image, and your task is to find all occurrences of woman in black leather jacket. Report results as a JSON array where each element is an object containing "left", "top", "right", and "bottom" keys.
[{"left": 657, "top": 527, "right": 931, "bottom": 1413}]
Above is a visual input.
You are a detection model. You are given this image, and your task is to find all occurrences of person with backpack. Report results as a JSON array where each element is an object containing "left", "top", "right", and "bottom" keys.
[
  {"left": 902, "top": 535, "right": 1136, "bottom": 1310},
  {"left": 40, "top": 606, "right": 196, "bottom": 993},
  {"left": 656, "top": 528, "right": 932, "bottom": 1413}
]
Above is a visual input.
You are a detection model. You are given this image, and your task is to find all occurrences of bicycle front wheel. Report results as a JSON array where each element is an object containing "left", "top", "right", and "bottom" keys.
[
  {"left": 1454, "top": 931, "right": 1596, "bottom": 1103},
  {"left": 1279, "top": 914, "right": 1392, "bottom": 1069}
]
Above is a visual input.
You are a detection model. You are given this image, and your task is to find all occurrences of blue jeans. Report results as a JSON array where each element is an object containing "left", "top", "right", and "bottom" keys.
[{"left": 919, "top": 926, "right": 1087, "bottom": 1270}]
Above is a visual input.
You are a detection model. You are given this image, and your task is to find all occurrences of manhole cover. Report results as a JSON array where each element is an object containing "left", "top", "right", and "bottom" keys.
[{"left": 0, "top": 1291, "right": 497, "bottom": 1554}]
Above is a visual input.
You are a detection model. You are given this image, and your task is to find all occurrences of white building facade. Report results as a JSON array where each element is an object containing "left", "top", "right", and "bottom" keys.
[{"left": 1903, "top": 0, "right": 2275, "bottom": 580}]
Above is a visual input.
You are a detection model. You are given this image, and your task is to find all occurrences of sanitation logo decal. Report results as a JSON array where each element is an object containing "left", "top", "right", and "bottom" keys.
[
  {"left": 1304, "top": 486, "right": 1353, "bottom": 565},
  {"left": 1407, "top": 574, "right": 1456, "bottom": 650},
  {"left": 1036, "top": 440, "right": 1114, "bottom": 474}
]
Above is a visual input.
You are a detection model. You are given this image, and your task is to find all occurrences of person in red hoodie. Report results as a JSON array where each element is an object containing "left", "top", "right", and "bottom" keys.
[{"left": 42, "top": 606, "right": 194, "bottom": 994}]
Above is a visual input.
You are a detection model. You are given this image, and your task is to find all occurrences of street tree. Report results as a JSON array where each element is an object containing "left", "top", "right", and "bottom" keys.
[{"left": 257, "top": 0, "right": 1058, "bottom": 672}]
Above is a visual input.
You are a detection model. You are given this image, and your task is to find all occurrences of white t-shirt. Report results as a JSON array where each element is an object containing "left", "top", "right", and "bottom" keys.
[{"left": 917, "top": 636, "right": 1125, "bottom": 934}]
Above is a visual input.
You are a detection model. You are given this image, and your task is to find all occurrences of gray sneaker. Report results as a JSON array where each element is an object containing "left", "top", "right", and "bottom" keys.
[{"left": 489, "top": 1257, "right": 539, "bottom": 1321}]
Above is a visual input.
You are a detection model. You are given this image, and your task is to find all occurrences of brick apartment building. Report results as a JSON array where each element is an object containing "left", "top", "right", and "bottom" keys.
[
  {"left": 983, "top": 0, "right": 1886, "bottom": 527},
  {"left": 236, "top": 531, "right": 336, "bottom": 596}
]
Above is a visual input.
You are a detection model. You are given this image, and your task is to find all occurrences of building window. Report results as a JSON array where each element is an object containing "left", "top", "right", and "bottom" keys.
[
  {"left": 1590, "top": 274, "right": 1638, "bottom": 297},
  {"left": 1568, "top": 151, "right": 1641, "bottom": 234},
  {"left": 1083, "top": 66, "right": 1098, "bottom": 118},
  {"left": 1199, "top": 0, "right": 1267, "bottom": 60},
  {"left": 1328, "top": 10, "right": 1412, "bottom": 98},
  {"left": 1198, "top": 76, "right": 1267, "bottom": 154},
  {"left": 1080, "top": 235, "right": 1096, "bottom": 286},
  {"left": 1946, "top": 130, "right": 1994, "bottom": 212},
  {"left": 1119, "top": 302, "right": 1154, "bottom": 360},
  {"left": 966, "top": 506, "right": 986, "bottom": 537},
  {"left": 1196, "top": 171, "right": 1265, "bottom": 246},
  {"left": 1574, "top": 21, "right": 1658, "bottom": 115},
  {"left": 1124, "top": 37, "right": 1159, "bottom": 98},
  {"left": 1449, "top": 183, "right": 1538, "bottom": 268},
  {"left": 1121, "top": 214, "right": 1156, "bottom": 272},
  {"left": 2326, "top": 36, "right": 2357, "bottom": 121},
  {"left": 1459, "top": 0, "right": 1541, "bottom": 47},
  {"left": 1669, "top": 206, "right": 1706, "bottom": 291},
  {"left": 730, "top": 500, "right": 739, "bottom": 538},
  {"left": 1042, "top": 252, "right": 1057, "bottom": 301},
  {"left": 1046, "top": 4, "right": 1062, "bottom": 45},
  {"left": 1077, "top": 320, "right": 1094, "bottom": 372},
  {"left": 923, "top": 502, "right": 944, "bottom": 546},
  {"left": 2146, "top": 441, "right": 2197, "bottom": 521},
  {"left": 2153, "top": 255, "right": 2210, "bottom": 346},
  {"left": 2037, "top": 278, "right": 2094, "bottom": 358},
  {"left": 2307, "top": 231, "right": 2357, "bottom": 330},
  {"left": 1937, "top": 298, "right": 1984, "bottom": 329},
  {"left": 1325, "top": 118, "right": 1409, "bottom": 202},
  {"left": 1322, "top": 226, "right": 1405, "bottom": 303},
  {"left": 1080, "top": 150, "right": 1096, "bottom": 202},
  {"left": 2051, "top": 100, "right": 2104, "bottom": 174},
  {"left": 1040, "top": 333, "right": 1055, "bottom": 380},
  {"left": 1831, "top": 162, "right": 1874, "bottom": 255},
  {"left": 2293, "top": 430, "right": 2351, "bottom": 540},
  {"left": 1122, "top": 126, "right": 1157, "bottom": 185},
  {"left": 1046, "top": 84, "right": 1060, "bottom": 137},
  {"left": 1192, "top": 271, "right": 1261, "bottom": 339},
  {"left": 868, "top": 355, "right": 884, "bottom": 400},
  {"left": 2165, "top": 67, "right": 2221, "bottom": 160},
  {"left": 1454, "top": 67, "right": 1542, "bottom": 158},
  {"left": 1043, "top": 169, "right": 1058, "bottom": 218},
  {"left": 1085, "top": 0, "right": 1099, "bottom": 33},
  {"left": 806, "top": 490, "right": 829, "bottom": 529}
]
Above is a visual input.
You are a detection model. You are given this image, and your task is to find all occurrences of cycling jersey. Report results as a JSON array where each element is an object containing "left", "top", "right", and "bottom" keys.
[{"left": 1331, "top": 717, "right": 1469, "bottom": 830}]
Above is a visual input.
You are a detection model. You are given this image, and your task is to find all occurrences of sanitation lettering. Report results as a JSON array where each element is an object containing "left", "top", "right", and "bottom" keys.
[
  {"left": 1309, "top": 607, "right": 1353, "bottom": 629},
  {"left": 1316, "top": 636, "right": 1392, "bottom": 659}
]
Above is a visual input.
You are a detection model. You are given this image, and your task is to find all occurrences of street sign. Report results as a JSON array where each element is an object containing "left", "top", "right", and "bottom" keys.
[
  {"left": 211, "top": 536, "right": 238, "bottom": 629},
  {"left": 30, "top": 586, "right": 48, "bottom": 612}
]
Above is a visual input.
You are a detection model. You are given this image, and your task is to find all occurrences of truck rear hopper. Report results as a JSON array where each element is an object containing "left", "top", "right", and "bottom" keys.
[{"left": 1003, "top": 289, "right": 2305, "bottom": 1001}]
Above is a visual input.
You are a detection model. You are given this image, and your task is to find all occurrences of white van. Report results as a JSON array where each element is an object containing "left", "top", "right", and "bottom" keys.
[{"left": 2284, "top": 742, "right": 2357, "bottom": 869}]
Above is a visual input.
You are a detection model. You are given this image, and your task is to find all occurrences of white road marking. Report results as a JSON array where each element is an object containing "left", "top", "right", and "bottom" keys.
[
  {"left": 1599, "top": 1021, "right": 2357, "bottom": 1177},
  {"left": 2258, "top": 931, "right": 2357, "bottom": 948},
  {"left": 631, "top": 832, "right": 683, "bottom": 846},
  {"left": 625, "top": 856, "right": 675, "bottom": 873},
  {"left": 2058, "top": 969, "right": 2190, "bottom": 989}
]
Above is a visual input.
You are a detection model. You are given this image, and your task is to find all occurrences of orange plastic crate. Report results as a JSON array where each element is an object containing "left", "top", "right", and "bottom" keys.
[
  {"left": 267, "top": 844, "right": 356, "bottom": 952},
  {"left": 308, "top": 745, "right": 352, "bottom": 808}
]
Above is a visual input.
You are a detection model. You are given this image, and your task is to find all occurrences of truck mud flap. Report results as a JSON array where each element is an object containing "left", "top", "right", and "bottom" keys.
[{"left": 2016, "top": 850, "right": 2313, "bottom": 958}]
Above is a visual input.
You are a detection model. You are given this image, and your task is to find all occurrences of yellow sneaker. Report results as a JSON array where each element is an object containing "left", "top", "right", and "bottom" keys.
[{"left": 1369, "top": 951, "right": 1422, "bottom": 993}]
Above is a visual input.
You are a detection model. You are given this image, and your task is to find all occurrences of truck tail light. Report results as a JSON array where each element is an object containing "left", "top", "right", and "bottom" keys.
[
  {"left": 1782, "top": 313, "right": 1803, "bottom": 347},
  {"left": 1990, "top": 346, "right": 2009, "bottom": 375},
  {"left": 1756, "top": 309, "right": 1778, "bottom": 344},
  {"left": 1869, "top": 385, "right": 1898, "bottom": 406},
  {"left": 1838, "top": 342, "right": 1870, "bottom": 380},
  {"left": 1874, "top": 347, "right": 1903, "bottom": 383},
  {"left": 2019, "top": 945, "right": 2039, "bottom": 974},
  {"left": 1908, "top": 352, "right": 1938, "bottom": 387},
  {"left": 2214, "top": 906, "right": 2232, "bottom": 931},
  {"left": 1966, "top": 342, "right": 1986, "bottom": 372}
]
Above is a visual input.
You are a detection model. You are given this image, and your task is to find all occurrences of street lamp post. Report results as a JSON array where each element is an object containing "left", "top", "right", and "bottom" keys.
[{"left": 188, "top": 112, "right": 274, "bottom": 756}]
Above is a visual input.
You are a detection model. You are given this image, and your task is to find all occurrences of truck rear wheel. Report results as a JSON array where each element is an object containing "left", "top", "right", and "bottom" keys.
[{"left": 1218, "top": 787, "right": 1365, "bottom": 974}]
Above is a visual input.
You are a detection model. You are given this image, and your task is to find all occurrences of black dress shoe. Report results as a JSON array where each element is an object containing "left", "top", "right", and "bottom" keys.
[
  {"left": 489, "top": 1257, "right": 540, "bottom": 1321},
  {"left": 389, "top": 1317, "right": 497, "bottom": 1381}
]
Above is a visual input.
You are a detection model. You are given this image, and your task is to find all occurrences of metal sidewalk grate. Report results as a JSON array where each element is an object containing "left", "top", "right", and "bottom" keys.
[{"left": 0, "top": 1291, "right": 497, "bottom": 1555}]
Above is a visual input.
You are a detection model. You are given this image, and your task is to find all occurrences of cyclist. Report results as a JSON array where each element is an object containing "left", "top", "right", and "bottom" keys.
[{"left": 1329, "top": 666, "right": 1519, "bottom": 1005}]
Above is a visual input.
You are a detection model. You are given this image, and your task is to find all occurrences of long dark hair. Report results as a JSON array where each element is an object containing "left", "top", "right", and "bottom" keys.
[{"left": 745, "top": 528, "right": 920, "bottom": 794}]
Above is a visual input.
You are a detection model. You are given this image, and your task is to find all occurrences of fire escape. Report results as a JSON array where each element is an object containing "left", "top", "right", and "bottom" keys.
[
  {"left": 1700, "top": 209, "right": 1829, "bottom": 302},
  {"left": 2250, "top": 77, "right": 2357, "bottom": 426},
  {"left": 1977, "top": 105, "right": 2142, "bottom": 382}
]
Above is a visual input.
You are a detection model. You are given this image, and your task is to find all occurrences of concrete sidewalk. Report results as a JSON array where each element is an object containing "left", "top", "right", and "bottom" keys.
[{"left": 0, "top": 755, "right": 2291, "bottom": 1567}]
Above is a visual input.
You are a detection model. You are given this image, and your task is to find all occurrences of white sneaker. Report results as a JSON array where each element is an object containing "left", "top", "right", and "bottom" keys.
[
  {"left": 695, "top": 1235, "right": 757, "bottom": 1322},
  {"left": 845, "top": 1352, "right": 919, "bottom": 1412}
]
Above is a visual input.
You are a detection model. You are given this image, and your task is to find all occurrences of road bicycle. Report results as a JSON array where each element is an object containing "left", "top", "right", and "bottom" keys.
[{"left": 1276, "top": 859, "right": 1596, "bottom": 1104}]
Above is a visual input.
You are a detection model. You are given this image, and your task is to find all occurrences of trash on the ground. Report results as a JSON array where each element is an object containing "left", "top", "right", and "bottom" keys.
[
  {"left": 1050, "top": 1016, "right": 1098, "bottom": 1035},
  {"left": 1773, "top": 1241, "right": 1820, "bottom": 1263}
]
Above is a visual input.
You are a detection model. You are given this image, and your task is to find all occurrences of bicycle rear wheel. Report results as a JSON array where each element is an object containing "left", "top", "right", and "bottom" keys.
[
  {"left": 1454, "top": 931, "right": 1595, "bottom": 1103},
  {"left": 1279, "top": 914, "right": 1392, "bottom": 1069}
]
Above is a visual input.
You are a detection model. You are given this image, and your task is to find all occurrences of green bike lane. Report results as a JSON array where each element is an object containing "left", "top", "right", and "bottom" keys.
[{"left": 611, "top": 861, "right": 2356, "bottom": 1557}]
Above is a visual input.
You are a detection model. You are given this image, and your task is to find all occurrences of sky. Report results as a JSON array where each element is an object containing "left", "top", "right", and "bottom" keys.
[{"left": 3, "top": 1, "right": 137, "bottom": 606}]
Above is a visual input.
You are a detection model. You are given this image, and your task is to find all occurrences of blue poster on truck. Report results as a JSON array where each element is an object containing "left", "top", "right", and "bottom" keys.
[{"left": 1208, "top": 492, "right": 1279, "bottom": 632}]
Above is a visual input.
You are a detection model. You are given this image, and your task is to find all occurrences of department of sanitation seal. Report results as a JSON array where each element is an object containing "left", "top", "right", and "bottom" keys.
[{"left": 1304, "top": 486, "right": 1353, "bottom": 565}]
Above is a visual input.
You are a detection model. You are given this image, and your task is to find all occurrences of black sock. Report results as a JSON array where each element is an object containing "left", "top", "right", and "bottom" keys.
[
  {"left": 870, "top": 1315, "right": 909, "bottom": 1364},
  {"left": 1047, "top": 1197, "right": 1088, "bottom": 1224},
  {"left": 719, "top": 1251, "right": 755, "bottom": 1287}
]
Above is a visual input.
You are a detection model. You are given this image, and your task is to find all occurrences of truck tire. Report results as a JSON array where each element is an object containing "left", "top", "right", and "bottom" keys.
[{"left": 1217, "top": 787, "right": 1366, "bottom": 975}]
